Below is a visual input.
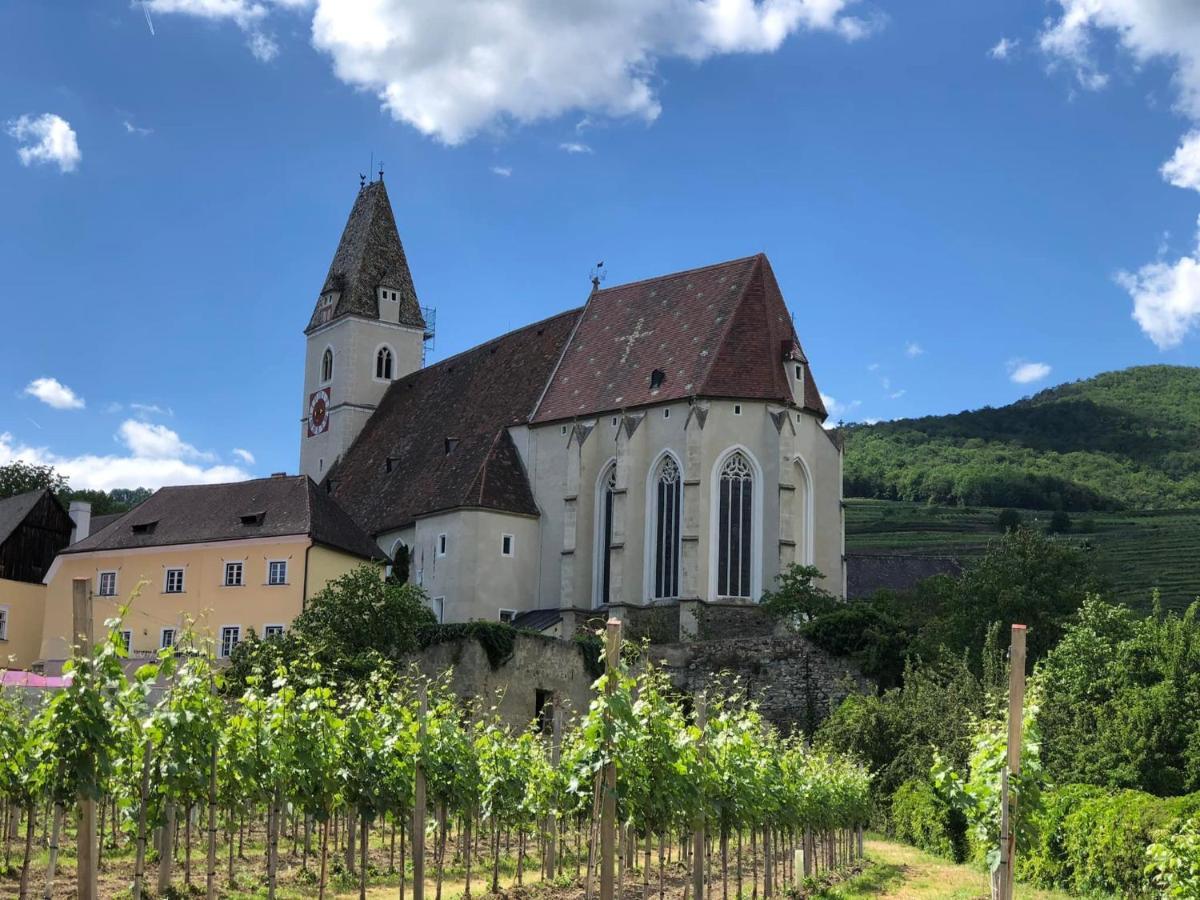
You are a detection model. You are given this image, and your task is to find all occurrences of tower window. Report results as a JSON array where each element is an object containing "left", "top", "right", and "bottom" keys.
[
  {"left": 321, "top": 347, "right": 333, "bottom": 383},
  {"left": 376, "top": 346, "right": 394, "bottom": 380},
  {"left": 650, "top": 368, "right": 666, "bottom": 389},
  {"left": 795, "top": 364, "right": 803, "bottom": 380}
]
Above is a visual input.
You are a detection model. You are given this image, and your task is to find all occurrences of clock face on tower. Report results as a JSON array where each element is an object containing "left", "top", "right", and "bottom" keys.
[{"left": 307, "top": 388, "right": 330, "bottom": 437}]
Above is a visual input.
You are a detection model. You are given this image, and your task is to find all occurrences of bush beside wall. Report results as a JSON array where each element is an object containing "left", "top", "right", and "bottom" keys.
[{"left": 891, "top": 778, "right": 968, "bottom": 863}]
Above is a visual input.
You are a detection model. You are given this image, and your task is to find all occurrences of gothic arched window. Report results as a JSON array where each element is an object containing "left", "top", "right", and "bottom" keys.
[
  {"left": 376, "top": 346, "right": 394, "bottom": 380},
  {"left": 652, "top": 455, "right": 681, "bottom": 598},
  {"left": 321, "top": 347, "right": 333, "bottom": 383},
  {"left": 717, "top": 451, "right": 754, "bottom": 598},
  {"left": 596, "top": 462, "right": 617, "bottom": 607}
]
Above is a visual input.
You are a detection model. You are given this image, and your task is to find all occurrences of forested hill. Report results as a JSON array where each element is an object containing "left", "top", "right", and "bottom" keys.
[{"left": 842, "top": 365, "right": 1200, "bottom": 511}]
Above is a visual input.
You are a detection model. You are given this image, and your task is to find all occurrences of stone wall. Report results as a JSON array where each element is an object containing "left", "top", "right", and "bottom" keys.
[
  {"left": 651, "top": 634, "right": 868, "bottom": 733},
  {"left": 404, "top": 632, "right": 594, "bottom": 727}
]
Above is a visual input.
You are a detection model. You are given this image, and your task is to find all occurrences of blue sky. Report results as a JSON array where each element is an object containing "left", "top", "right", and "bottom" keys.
[{"left": 3, "top": 0, "right": 1200, "bottom": 489}]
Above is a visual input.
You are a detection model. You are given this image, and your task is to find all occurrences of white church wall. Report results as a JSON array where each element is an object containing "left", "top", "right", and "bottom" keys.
[
  {"left": 527, "top": 397, "right": 844, "bottom": 610},
  {"left": 380, "top": 509, "right": 540, "bottom": 623}
]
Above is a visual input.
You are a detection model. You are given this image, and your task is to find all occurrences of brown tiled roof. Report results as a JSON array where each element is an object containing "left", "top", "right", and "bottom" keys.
[
  {"left": 305, "top": 181, "right": 425, "bottom": 333},
  {"left": 64, "top": 476, "right": 382, "bottom": 560},
  {"left": 845, "top": 553, "right": 963, "bottom": 599},
  {"left": 533, "top": 253, "right": 826, "bottom": 422},
  {"left": 329, "top": 309, "right": 582, "bottom": 535}
]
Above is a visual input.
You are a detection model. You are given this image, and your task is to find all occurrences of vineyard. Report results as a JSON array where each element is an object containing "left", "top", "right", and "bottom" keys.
[{"left": 0, "top": 606, "right": 871, "bottom": 900}]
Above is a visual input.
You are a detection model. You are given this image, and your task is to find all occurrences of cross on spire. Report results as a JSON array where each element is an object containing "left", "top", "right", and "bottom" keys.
[{"left": 614, "top": 317, "right": 654, "bottom": 365}]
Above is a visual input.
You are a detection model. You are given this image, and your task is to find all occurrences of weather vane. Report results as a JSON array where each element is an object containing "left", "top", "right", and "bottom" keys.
[{"left": 590, "top": 261, "right": 607, "bottom": 291}]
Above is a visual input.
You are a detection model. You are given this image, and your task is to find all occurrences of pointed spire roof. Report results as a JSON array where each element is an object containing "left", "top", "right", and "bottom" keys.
[{"left": 306, "top": 180, "right": 425, "bottom": 333}]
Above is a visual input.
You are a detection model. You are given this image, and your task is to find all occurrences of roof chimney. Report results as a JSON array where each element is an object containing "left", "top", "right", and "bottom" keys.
[
  {"left": 68, "top": 500, "right": 92, "bottom": 544},
  {"left": 271, "top": 472, "right": 288, "bottom": 478}
]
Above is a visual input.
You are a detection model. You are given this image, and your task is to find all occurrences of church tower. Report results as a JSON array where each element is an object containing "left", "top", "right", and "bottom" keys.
[{"left": 300, "top": 179, "right": 427, "bottom": 481}]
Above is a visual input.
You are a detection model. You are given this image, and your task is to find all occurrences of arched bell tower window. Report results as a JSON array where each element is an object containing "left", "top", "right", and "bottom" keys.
[
  {"left": 375, "top": 346, "right": 394, "bottom": 381},
  {"left": 595, "top": 462, "right": 617, "bottom": 608},
  {"left": 716, "top": 451, "right": 754, "bottom": 598},
  {"left": 321, "top": 347, "right": 333, "bottom": 383},
  {"left": 652, "top": 454, "right": 682, "bottom": 598}
]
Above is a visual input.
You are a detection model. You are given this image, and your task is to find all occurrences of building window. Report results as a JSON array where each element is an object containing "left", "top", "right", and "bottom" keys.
[
  {"left": 652, "top": 455, "right": 682, "bottom": 599},
  {"left": 376, "top": 346, "right": 394, "bottom": 380},
  {"left": 321, "top": 347, "right": 334, "bottom": 383},
  {"left": 264, "top": 624, "right": 285, "bottom": 640},
  {"left": 717, "top": 451, "right": 754, "bottom": 598},
  {"left": 219, "top": 626, "right": 241, "bottom": 659},
  {"left": 733, "top": 403, "right": 743, "bottom": 416},
  {"left": 97, "top": 571, "right": 117, "bottom": 597},
  {"left": 160, "top": 628, "right": 176, "bottom": 649},
  {"left": 596, "top": 462, "right": 617, "bottom": 607},
  {"left": 0, "top": 607, "right": 8, "bottom": 640},
  {"left": 267, "top": 560, "right": 288, "bottom": 585},
  {"left": 119, "top": 630, "right": 132, "bottom": 654},
  {"left": 388, "top": 540, "right": 410, "bottom": 582},
  {"left": 795, "top": 364, "right": 803, "bottom": 380},
  {"left": 498, "top": 609, "right": 517, "bottom": 624},
  {"left": 561, "top": 425, "right": 568, "bottom": 436},
  {"left": 164, "top": 568, "right": 184, "bottom": 594},
  {"left": 430, "top": 597, "right": 445, "bottom": 624},
  {"left": 224, "top": 561, "right": 244, "bottom": 587},
  {"left": 663, "top": 408, "right": 670, "bottom": 419},
  {"left": 612, "top": 416, "right": 618, "bottom": 427},
  {"left": 501, "top": 534, "right": 514, "bottom": 557},
  {"left": 437, "top": 534, "right": 447, "bottom": 558}
]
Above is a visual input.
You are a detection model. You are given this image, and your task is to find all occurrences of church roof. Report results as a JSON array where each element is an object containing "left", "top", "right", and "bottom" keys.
[
  {"left": 532, "top": 253, "right": 827, "bottom": 423},
  {"left": 64, "top": 476, "right": 383, "bottom": 560},
  {"left": 305, "top": 180, "right": 425, "bottom": 333},
  {"left": 328, "top": 308, "right": 582, "bottom": 535}
]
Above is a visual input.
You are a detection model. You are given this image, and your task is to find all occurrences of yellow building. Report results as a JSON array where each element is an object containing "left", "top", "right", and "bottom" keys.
[
  {"left": 40, "top": 475, "right": 383, "bottom": 665},
  {"left": 0, "top": 489, "right": 75, "bottom": 670}
]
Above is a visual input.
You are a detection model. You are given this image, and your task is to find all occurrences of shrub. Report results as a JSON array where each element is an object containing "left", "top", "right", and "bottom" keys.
[
  {"left": 891, "top": 778, "right": 968, "bottom": 862},
  {"left": 1026, "top": 787, "right": 1200, "bottom": 897},
  {"left": 1147, "top": 816, "right": 1200, "bottom": 898},
  {"left": 997, "top": 508, "right": 1021, "bottom": 533},
  {"left": 1047, "top": 510, "right": 1072, "bottom": 534}
]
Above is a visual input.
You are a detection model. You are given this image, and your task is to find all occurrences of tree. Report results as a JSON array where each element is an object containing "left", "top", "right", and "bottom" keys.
[
  {"left": 759, "top": 564, "right": 837, "bottom": 624},
  {"left": 997, "top": 509, "right": 1021, "bottom": 533},
  {"left": 0, "top": 461, "right": 66, "bottom": 500},
  {"left": 1047, "top": 510, "right": 1072, "bottom": 534}
]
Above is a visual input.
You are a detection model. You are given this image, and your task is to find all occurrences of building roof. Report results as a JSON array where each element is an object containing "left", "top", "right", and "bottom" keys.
[
  {"left": 329, "top": 308, "right": 582, "bottom": 535},
  {"left": 845, "top": 552, "right": 963, "bottom": 599},
  {"left": 533, "top": 253, "right": 827, "bottom": 422},
  {"left": 87, "top": 513, "right": 123, "bottom": 537},
  {"left": 511, "top": 608, "right": 563, "bottom": 633},
  {"left": 305, "top": 180, "right": 425, "bottom": 333},
  {"left": 0, "top": 489, "right": 49, "bottom": 547},
  {"left": 64, "top": 476, "right": 383, "bottom": 560}
]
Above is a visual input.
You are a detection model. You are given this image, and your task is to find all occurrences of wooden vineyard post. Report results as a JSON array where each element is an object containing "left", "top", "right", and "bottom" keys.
[
  {"left": 599, "top": 618, "right": 622, "bottom": 900},
  {"left": 692, "top": 693, "right": 707, "bottom": 900},
  {"left": 206, "top": 737, "right": 219, "bottom": 900},
  {"left": 545, "top": 701, "right": 562, "bottom": 880},
  {"left": 996, "top": 624, "right": 1027, "bottom": 900},
  {"left": 72, "top": 578, "right": 98, "bottom": 900},
  {"left": 413, "top": 682, "right": 428, "bottom": 900}
]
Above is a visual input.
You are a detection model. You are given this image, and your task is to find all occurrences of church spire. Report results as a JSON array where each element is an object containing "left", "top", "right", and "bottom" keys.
[{"left": 305, "top": 180, "right": 424, "bottom": 334}]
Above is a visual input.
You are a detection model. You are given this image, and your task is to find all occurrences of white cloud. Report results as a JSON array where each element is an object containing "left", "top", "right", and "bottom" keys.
[
  {"left": 247, "top": 31, "right": 280, "bottom": 61},
  {"left": 1162, "top": 131, "right": 1200, "bottom": 192},
  {"left": 560, "top": 142, "right": 594, "bottom": 154},
  {"left": 1008, "top": 359, "right": 1052, "bottom": 384},
  {"left": 490, "top": 165, "right": 512, "bottom": 177},
  {"left": 130, "top": 402, "right": 173, "bottom": 418},
  {"left": 6, "top": 114, "right": 81, "bottom": 173},
  {"left": 904, "top": 341, "right": 923, "bottom": 357},
  {"left": 1120, "top": 217, "right": 1200, "bottom": 349},
  {"left": 820, "top": 393, "right": 861, "bottom": 420},
  {"left": 118, "top": 420, "right": 215, "bottom": 462},
  {"left": 0, "top": 425, "right": 250, "bottom": 492},
  {"left": 123, "top": 119, "right": 153, "bottom": 137},
  {"left": 888, "top": 389, "right": 906, "bottom": 399},
  {"left": 150, "top": 0, "right": 877, "bottom": 145},
  {"left": 989, "top": 36, "right": 1018, "bottom": 60},
  {"left": 1040, "top": 1, "right": 1200, "bottom": 107},
  {"left": 866, "top": 362, "right": 880, "bottom": 372},
  {"left": 232, "top": 447, "right": 256, "bottom": 464},
  {"left": 23, "top": 378, "right": 85, "bottom": 410}
]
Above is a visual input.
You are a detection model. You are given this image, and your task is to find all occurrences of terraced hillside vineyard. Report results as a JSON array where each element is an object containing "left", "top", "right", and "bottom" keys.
[{"left": 842, "top": 365, "right": 1200, "bottom": 511}]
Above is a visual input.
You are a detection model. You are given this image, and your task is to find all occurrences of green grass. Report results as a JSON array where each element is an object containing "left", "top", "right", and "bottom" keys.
[
  {"left": 846, "top": 499, "right": 1200, "bottom": 613},
  {"left": 810, "top": 838, "right": 1086, "bottom": 899}
]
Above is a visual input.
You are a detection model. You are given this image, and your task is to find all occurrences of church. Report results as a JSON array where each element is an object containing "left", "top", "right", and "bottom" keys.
[{"left": 301, "top": 179, "right": 845, "bottom": 632}]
